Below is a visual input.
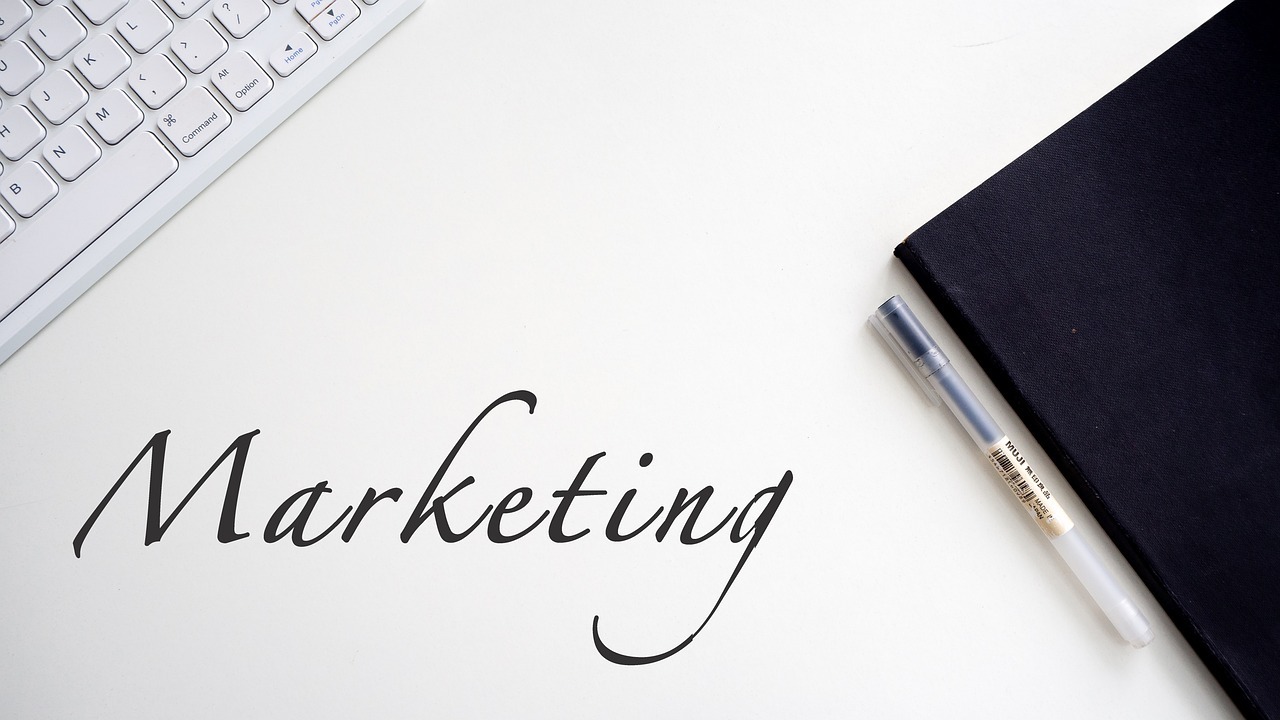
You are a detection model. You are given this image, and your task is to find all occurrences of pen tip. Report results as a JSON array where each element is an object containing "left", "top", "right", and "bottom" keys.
[{"left": 1129, "top": 627, "right": 1155, "bottom": 648}]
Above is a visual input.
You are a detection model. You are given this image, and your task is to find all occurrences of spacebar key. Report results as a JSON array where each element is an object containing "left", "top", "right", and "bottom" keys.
[{"left": 0, "top": 132, "right": 178, "bottom": 319}]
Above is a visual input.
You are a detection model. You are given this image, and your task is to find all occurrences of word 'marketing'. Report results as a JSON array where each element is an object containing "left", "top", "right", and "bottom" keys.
[{"left": 72, "top": 390, "right": 793, "bottom": 665}]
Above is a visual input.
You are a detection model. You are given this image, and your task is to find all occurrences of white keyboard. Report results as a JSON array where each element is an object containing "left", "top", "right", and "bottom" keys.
[{"left": 0, "top": 0, "right": 420, "bottom": 363}]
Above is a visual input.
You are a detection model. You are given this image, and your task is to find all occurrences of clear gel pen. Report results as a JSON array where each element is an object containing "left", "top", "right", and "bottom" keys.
[{"left": 870, "top": 295, "right": 1154, "bottom": 648}]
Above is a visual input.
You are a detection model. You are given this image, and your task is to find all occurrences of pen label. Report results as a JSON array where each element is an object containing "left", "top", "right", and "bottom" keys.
[{"left": 985, "top": 437, "right": 1074, "bottom": 538}]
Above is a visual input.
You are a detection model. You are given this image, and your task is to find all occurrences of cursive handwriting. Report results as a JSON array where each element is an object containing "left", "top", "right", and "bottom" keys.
[{"left": 72, "top": 390, "right": 792, "bottom": 664}]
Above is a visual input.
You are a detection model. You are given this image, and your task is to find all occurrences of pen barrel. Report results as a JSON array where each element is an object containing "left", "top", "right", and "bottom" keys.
[
  {"left": 872, "top": 296, "right": 1154, "bottom": 648},
  {"left": 1050, "top": 527, "right": 1154, "bottom": 648},
  {"left": 928, "top": 365, "right": 1003, "bottom": 448}
]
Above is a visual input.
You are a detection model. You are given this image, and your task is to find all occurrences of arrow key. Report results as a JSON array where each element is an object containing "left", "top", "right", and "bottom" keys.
[
  {"left": 294, "top": 0, "right": 332, "bottom": 22},
  {"left": 129, "top": 53, "right": 185, "bottom": 109},
  {"left": 309, "top": 0, "right": 358, "bottom": 41},
  {"left": 268, "top": 32, "right": 316, "bottom": 77}
]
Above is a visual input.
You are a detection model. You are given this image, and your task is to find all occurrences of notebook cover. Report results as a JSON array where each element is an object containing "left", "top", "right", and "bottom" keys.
[{"left": 895, "top": 1, "right": 1279, "bottom": 718}]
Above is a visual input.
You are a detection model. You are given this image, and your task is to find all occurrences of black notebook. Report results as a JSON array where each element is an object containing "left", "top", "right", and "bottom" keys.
[{"left": 895, "top": 1, "right": 1279, "bottom": 718}]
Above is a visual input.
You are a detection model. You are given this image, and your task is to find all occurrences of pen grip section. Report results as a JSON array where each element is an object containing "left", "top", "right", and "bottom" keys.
[{"left": 1051, "top": 527, "right": 1154, "bottom": 648}]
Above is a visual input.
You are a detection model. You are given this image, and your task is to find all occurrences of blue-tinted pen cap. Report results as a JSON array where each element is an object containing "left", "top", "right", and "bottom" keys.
[{"left": 868, "top": 295, "right": 950, "bottom": 405}]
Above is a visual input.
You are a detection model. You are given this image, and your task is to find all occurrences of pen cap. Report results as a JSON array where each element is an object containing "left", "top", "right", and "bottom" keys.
[{"left": 870, "top": 296, "right": 950, "bottom": 404}]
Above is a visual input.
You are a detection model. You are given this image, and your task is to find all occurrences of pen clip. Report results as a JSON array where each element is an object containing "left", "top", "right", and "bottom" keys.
[{"left": 868, "top": 312, "right": 941, "bottom": 406}]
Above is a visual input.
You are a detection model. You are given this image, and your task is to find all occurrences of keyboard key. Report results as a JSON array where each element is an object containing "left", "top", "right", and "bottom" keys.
[
  {"left": 86, "top": 88, "right": 143, "bottom": 144},
  {"left": 0, "top": 104, "right": 45, "bottom": 160},
  {"left": 116, "top": 0, "right": 171, "bottom": 53},
  {"left": 211, "top": 51, "right": 272, "bottom": 111},
  {"left": 309, "top": 0, "right": 357, "bottom": 40},
  {"left": 43, "top": 123, "right": 101, "bottom": 180},
  {"left": 0, "top": 0, "right": 33, "bottom": 41},
  {"left": 73, "top": 34, "right": 131, "bottom": 89},
  {"left": 0, "top": 40, "right": 44, "bottom": 95},
  {"left": 73, "top": 0, "right": 127, "bottom": 25},
  {"left": 158, "top": 87, "right": 230, "bottom": 156},
  {"left": 0, "top": 208, "right": 13, "bottom": 242},
  {"left": 28, "top": 5, "right": 85, "bottom": 60},
  {"left": 0, "top": 132, "right": 176, "bottom": 317},
  {"left": 1, "top": 161, "right": 58, "bottom": 217},
  {"left": 269, "top": 32, "right": 316, "bottom": 77},
  {"left": 161, "top": 0, "right": 209, "bottom": 19},
  {"left": 171, "top": 19, "right": 226, "bottom": 73},
  {"left": 213, "top": 0, "right": 268, "bottom": 39},
  {"left": 30, "top": 69, "right": 88, "bottom": 125},
  {"left": 129, "top": 54, "right": 185, "bottom": 110},
  {"left": 294, "top": 0, "right": 332, "bottom": 22}
]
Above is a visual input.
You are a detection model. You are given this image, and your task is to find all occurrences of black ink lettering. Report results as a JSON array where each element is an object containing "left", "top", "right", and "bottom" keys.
[
  {"left": 73, "top": 430, "right": 257, "bottom": 557},
  {"left": 592, "top": 470, "right": 793, "bottom": 665},
  {"left": 74, "top": 390, "right": 796, "bottom": 668},
  {"left": 487, "top": 487, "right": 549, "bottom": 543},
  {"left": 264, "top": 481, "right": 353, "bottom": 547},
  {"left": 549, "top": 452, "right": 608, "bottom": 542},
  {"left": 418, "top": 476, "right": 492, "bottom": 543},
  {"left": 605, "top": 490, "right": 664, "bottom": 541},
  {"left": 341, "top": 487, "right": 404, "bottom": 542},
  {"left": 401, "top": 390, "right": 536, "bottom": 543},
  {"left": 654, "top": 487, "right": 735, "bottom": 544},
  {"left": 606, "top": 452, "right": 663, "bottom": 540}
]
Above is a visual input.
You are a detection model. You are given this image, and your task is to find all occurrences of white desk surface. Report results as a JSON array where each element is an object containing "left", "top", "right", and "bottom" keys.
[{"left": 0, "top": 1, "right": 1243, "bottom": 717}]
